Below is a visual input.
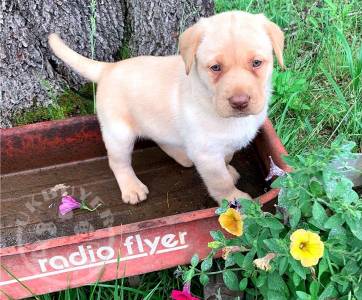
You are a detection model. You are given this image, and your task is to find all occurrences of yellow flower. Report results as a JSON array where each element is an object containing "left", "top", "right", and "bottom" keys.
[
  {"left": 218, "top": 208, "right": 243, "bottom": 236},
  {"left": 290, "top": 229, "right": 324, "bottom": 267}
]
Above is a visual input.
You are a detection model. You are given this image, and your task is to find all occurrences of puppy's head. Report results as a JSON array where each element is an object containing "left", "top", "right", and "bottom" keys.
[{"left": 179, "top": 11, "right": 284, "bottom": 117}]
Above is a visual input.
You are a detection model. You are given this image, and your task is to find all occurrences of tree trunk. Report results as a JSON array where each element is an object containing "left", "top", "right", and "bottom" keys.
[
  {"left": 0, "top": 0, "right": 214, "bottom": 128},
  {"left": 126, "top": 0, "right": 214, "bottom": 56}
]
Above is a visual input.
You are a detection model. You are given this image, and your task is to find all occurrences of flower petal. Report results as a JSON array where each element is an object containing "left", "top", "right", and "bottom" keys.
[
  {"left": 265, "top": 156, "right": 286, "bottom": 181},
  {"left": 171, "top": 289, "right": 199, "bottom": 300},
  {"left": 218, "top": 208, "right": 243, "bottom": 236},
  {"left": 290, "top": 229, "right": 308, "bottom": 243},
  {"left": 59, "top": 195, "right": 81, "bottom": 215},
  {"left": 300, "top": 257, "right": 319, "bottom": 267}
]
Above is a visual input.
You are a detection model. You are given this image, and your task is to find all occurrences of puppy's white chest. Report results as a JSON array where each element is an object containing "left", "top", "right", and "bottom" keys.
[
  {"left": 183, "top": 113, "right": 265, "bottom": 156},
  {"left": 204, "top": 121, "right": 257, "bottom": 150}
]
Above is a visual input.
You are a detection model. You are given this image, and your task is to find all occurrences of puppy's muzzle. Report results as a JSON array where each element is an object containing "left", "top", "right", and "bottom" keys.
[{"left": 228, "top": 94, "right": 250, "bottom": 111}]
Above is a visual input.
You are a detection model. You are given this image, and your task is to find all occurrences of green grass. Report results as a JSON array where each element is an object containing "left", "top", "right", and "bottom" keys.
[
  {"left": 214, "top": 0, "right": 362, "bottom": 154},
  {"left": 21, "top": 269, "right": 197, "bottom": 300},
  {"left": 18, "top": 0, "right": 361, "bottom": 299}
]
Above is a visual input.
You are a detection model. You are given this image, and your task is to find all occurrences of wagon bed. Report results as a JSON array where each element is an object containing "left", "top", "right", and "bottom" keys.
[{"left": 0, "top": 116, "right": 288, "bottom": 299}]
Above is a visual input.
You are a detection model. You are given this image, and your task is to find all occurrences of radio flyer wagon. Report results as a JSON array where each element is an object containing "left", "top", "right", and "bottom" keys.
[{"left": 0, "top": 116, "right": 288, "bottom": 299}]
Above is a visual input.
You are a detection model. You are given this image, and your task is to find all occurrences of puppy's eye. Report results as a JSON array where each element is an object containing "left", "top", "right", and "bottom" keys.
[
  {"left": 252, "top": 60, "right": 262, "bottom": 68},
  {"left": 210, "top": 64, "right": 222, "bottom": 72}
]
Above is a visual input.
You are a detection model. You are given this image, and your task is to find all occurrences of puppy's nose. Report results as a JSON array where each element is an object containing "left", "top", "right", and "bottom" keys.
[{"left": 228, "top": 94, "right": 250, "bottom": 111}]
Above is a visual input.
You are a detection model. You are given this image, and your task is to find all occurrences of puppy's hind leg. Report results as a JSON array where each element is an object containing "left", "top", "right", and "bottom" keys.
[
  {"left": 103, "top": 121, "right": 149, "bottom": 204},
  {"left": 159, "top": 144, "right": 193, "bottom": 167}
]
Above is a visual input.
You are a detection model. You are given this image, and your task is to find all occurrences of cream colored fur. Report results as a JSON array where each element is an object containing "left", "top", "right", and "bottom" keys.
[{"left": 49, "top": 11, "right": 284, "bottom": 205}]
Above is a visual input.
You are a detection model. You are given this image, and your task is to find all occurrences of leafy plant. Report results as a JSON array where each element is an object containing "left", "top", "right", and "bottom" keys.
[{"left": 179, "top": 140, "right": 362, "bottom": 300}]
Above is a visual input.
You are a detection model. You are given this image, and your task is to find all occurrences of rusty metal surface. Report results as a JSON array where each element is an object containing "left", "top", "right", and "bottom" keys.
[{"left": 1, "top": 116, "right": 106, "bottom": 174}]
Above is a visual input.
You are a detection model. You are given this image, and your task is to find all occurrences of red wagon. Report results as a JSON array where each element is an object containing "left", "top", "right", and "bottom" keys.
[{"left": 0, "top": 116, "right": 288, "bottom": 299}]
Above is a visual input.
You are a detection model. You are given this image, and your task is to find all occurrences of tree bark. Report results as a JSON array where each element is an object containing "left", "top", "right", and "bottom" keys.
[
  {"left": 0, "top": 0, "right": 214, "bottom": 128},
  {"left": 126, "top": 0, "right": 214, "bottom": 56}
]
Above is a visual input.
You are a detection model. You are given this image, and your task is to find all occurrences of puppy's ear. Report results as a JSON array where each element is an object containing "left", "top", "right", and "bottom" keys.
[
  {"left": 179, "top": 23, "right": 202, "bottom": 75},
  {"left": 263, "top": 18, "right": 285, "bottom": 69}
]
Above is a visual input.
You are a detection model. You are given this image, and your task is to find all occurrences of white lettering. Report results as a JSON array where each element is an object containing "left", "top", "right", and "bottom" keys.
[
  {"left": 69, "top": 246, "right": 87, "bottom": 266},
  {"left": 49, "top": 256, "right": 69, "bottom": 270},
  {"left": 161, "top": 234, "right": 178, "bottom": 248},
  {"left": 87, "top": 245, "right": 96, "bottom": 263},
  {"left": 179, "top": 232, "right": 187, "bottom": 244},
  {"left": 38, "top": 258, "right": 48, "bottom": 272},
  {"left": 124, "top": 236, "right": 134, "bottom": 255},
  {"left": 36, "top": 231, "right": 189, "bottom": 273},
  {"left": 96, "top": 246, "right": 114, "bottom": 260},
  {"left": 144, "top": 236, "right": 160, "bottom": 255},
  {"left": 135, "top": 234, "right": 144, "bottom": 252}
]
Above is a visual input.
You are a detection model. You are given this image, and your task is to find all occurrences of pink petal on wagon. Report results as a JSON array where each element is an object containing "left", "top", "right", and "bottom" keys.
[{"left": 59, "top": 195, "right": 81, "bottom": 215}]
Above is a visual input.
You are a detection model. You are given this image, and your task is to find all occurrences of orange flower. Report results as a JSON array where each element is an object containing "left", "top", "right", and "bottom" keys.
[{"left": 218, "top": 208, "right": 243, "bottom": 236}]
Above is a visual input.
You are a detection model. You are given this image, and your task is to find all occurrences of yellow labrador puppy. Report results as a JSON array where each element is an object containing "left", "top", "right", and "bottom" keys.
[{"left": 49, "top": 11, "right": 284, "bottom": 205}]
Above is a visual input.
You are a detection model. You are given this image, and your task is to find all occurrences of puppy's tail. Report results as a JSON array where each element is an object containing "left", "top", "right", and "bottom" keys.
[{"left": 48, "top": 33, "right": 108, "bottom": 83}]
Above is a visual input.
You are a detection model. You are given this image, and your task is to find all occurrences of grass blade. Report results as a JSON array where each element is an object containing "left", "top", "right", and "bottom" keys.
[{"left": 320, "top": 65, "right": 348, "bottom": 108}]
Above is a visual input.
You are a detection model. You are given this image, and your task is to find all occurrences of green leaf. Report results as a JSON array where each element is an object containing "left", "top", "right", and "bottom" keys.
[
  {"left": 201, "top": 256, "right": 213, "bottom": 272},
  {"left": 312, "top": 201, "right": 328, "bottom": 227},
  {"left": 255, "top": 274, "right": 267, "bottom": 288},
  {"left": 215, "top": 199, "right": 229, "bottom": 215},
  {"left": 309, "top": 281, "right": 319, "bottom": 298},
  {"left": 328, "top": 225, "right": 347, "bottom": 243},
  {"left": 234, "top": 252, "right": 244, "bottom": 268},
  {"left": 309, "top": 178, "right": 324, "bottom": 197},
  {"left": 261, "top": 217, "right": 285, "bottom": 230},
  {"left": 239, "top": 278, "right": 248, "bottom": 291},
  {"left": 225, "top": 253, "right": 236, "bottom": 268},
  {"left": 183, "top": 268, "right": 195, "bottom": 282},
  {"left": 319, "top": 282, "right": 338, "bottom": 300},
  {"left": 296, "top": 291, "right": 311, "bottom": 300},
  {"left": 323, "top": 170, "right": 354, "bottom": 201},
  {"left": 242, "top": 249, "right": 256, "bottom": 271},
  {"left": 324, "top": 214, "right": 344, "bottom": 229},
  {"left": 264, "top": 238, "right": 286, "bottom": 254},
  {"left": 191, "top": 254, "right": 199, "bottom": 267},
  {"left": 210, "top": 230, "right": 225, "bottom": 242},
  {"left": 223, "top": 270, "right": 239, "bottom": 291},
  {"left": 280, "top": 155, "right": 299, "bottom": 168},
  {"left": 266, "top": 290, "right": 288, "bottom": 300},
  {"left": 346, "top": 217, "right": 362, "bottom": 240},
  {"left": 199, "top": 274, "right": 209, "bottom": 286},
  {"left": 289, "top": 206, "right": 301, "bottom": 228},
  {"left": 271, "top": 176, "right": 288, "bottom": 188},
  {"left": 342, "top": 260, "right": 360, "bottom": 276},
  {"left": 207, "top": 241, "right": 223, "bottom": 249},
  {"left": 331, "top": 274, "right": 349, "bottom": 290},
  {"left": 318, "top": 258, "right": 329, "bottom": 281},
  {"left": 354, "top": 281, "right": 362, "bottom": 300},
  {"left": 221, "top": 199, "right": 229, "bottom": 208},
  {"left": 278, "top": 256, "right": 289, "bottom": 275},
  {"left": 292, "top": 271, "right": 301, "bottom": 286},
  {"left": 268, "top": 272, "right": 288, "bottom": 294},
  {"left": 289, "top": 257, "right": 307, "bottom": 279}
]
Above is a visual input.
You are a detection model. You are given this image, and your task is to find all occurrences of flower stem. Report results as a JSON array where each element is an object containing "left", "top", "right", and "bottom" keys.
[
  {"left": 194, "top": 267, "right": 244, "bottom": 276},
  {"left": 81, "top": 203, "right": 102, "bottom": 212}
]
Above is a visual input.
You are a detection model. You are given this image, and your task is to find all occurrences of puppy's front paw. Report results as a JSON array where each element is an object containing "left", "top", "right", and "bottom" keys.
[
  {"left": 121, "top": 178, "right": 149, "bottom": 205},
  {"left": 227, "top": 165, "right": 240, "bottom": 184},
  {"left": 221, "top": 188, "right": 252, "bottom": 204}
]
